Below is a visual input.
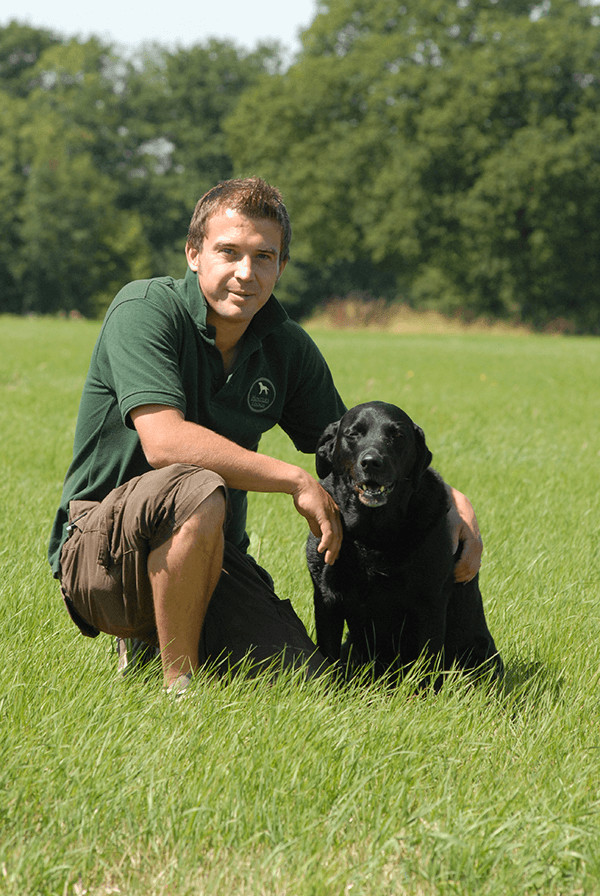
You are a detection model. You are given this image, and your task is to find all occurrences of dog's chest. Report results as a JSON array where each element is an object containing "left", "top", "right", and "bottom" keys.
[
  {"left": 354, "top": 542, "right": 401, "bottom": 583},
  {"left": 329, "top": 539, "right": 414, "bottom": 602},
  {"left": 327, "top": 526, "right": 452, "bottom": 611}
]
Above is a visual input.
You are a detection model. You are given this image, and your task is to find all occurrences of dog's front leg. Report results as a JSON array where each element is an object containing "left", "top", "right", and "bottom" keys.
[
  {"left": 404, "top": 594, "right": 449, "bottom": 687},
  {"left": 313, "top": 588, "right": 345, "bottom": 662},
  {"left": 444, "top": 575, "right": 503, "bottom": 679}
]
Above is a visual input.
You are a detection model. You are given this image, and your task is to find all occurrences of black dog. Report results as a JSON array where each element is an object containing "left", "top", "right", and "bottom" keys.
[{"left": 306, "top": 401, "right": 503, "bottom": 683}]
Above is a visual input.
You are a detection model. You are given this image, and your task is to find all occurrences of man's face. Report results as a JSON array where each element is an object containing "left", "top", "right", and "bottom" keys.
[{"left": 186, "top": 209, "right": 287, "bottom": 331}]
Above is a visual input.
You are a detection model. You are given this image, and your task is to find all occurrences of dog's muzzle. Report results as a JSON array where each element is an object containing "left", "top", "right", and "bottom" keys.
[{"left": 353, "top": 481, "right": 395, "bottom": 507}]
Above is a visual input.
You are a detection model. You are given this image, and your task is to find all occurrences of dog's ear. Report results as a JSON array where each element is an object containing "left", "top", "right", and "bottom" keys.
[
  {"left": 412, "top": 423, "right": 433, "bottom": 487},
  {"left": 315, "top": 420, "right": 341, "bottom": 479}
]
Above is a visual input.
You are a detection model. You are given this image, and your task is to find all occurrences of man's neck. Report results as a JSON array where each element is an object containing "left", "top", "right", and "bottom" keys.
[{"left": 211, "top": 318, "right": 248, "bottom": 374}]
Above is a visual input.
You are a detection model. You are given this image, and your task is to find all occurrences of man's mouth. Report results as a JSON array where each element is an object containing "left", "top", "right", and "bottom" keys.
[{"left": 353, "top": 481, "right": 395, "bottom": 507}]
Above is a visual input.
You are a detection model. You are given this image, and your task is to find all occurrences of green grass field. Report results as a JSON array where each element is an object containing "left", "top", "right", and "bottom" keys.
[{"left": 1, "top": 315, "right": 599, "bottom": 895}]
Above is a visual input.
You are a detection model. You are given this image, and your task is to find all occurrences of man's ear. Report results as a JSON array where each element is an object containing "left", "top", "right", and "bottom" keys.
[
  {"left": 186, "top": 242, "right": 200, "bottom": 271},
  {"left": 276, "top": 257, "right": 288, "bottom": 281},
  {"left": 315, "top": 420, "right": 341, "bottom": 479}
]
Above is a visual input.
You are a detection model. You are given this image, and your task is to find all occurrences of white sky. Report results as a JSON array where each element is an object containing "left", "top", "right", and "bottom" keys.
[{"left": 1, "top": 0, "right": 319, "bottom": 55}]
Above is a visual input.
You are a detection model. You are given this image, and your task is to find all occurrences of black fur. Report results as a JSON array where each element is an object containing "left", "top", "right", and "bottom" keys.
[{"left": 306, "top": 401, "right": 503, "bottom": 684}]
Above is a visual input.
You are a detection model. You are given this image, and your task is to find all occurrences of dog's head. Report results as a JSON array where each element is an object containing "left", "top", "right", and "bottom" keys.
[{"left": 316, "top": 401, "right": 432, "bottom": 508}]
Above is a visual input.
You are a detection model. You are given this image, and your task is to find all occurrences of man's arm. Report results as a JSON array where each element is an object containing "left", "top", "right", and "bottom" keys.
[
  {"left": 445, "top": 484, "right": 483, "bottom": 583},
  {"left": 130, "top": 404, "right": 342, "bottom": 565}
]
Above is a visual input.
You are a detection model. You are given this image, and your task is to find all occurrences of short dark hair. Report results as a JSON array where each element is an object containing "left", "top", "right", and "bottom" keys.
[{"left": 187, "top": 176, "right": 292, "bottom": 264}]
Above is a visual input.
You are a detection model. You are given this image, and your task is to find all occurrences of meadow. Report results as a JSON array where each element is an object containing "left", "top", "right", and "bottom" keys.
[{"left": 1, "top": 314, "right": 599, "bottom": 895}]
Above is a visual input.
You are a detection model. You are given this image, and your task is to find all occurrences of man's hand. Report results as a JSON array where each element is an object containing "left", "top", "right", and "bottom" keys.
[
  {"left": 447, "top": 487, "right": 483, "bottom": 583},
  {"left": 291, "top": 474, "right": 342, "bottom": 566}
]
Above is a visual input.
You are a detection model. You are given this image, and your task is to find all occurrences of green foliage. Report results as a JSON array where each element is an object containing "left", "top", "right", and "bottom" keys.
[
  {"left": 2, "top": 317, "right": 600, "bottom": 894},
  {"left": 17, "top": 111, "right": 151, "bottom": 316},
  {"left": 2, "top": 5, "right": 600, "bottom": 327},
  {"left": 227, "top": 0, "right": 600, "bottom": 329},
  {"left": 0, "top": 24, "right": 279, "bottom": 315},
  {"left": 0, "top": 21, "right": 61, "bottom": 97},
  {"left": 113, "top": 39, "right": 283, "bottom": 278},
  {"left": 0, "top": 31, "right": 153, "bottom": 314}
]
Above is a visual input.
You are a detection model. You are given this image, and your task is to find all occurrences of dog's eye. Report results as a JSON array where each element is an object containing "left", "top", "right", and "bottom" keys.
[
  {"left": 344, "top": 425, "right": 366, "bottom": 443},
  {"left": 384, "top": 424, "right": 406, "bottom": 442}
]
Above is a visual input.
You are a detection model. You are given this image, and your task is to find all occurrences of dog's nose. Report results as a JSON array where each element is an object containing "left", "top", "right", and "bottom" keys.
[{"left": 359, "top": 449, "right": 384, "bottom": 472}]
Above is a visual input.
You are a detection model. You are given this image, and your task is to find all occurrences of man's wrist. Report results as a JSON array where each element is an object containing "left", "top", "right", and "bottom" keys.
[{"left": 281, "top": 464, "right": 312, "bottom": 497}]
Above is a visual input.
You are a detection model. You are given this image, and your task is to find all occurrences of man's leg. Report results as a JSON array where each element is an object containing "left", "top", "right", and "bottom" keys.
[
  {"left": 59, "top": 465, "right": 228, "bottom": 689},
  {"left": 59, "top": 464, "right": 329, "bottom": 689},
  {"left": 197, "top": 541, "right": 332, "bottom": 680},
  {"left": 148, "top": 488, "right": 226, "bottom": 687}
]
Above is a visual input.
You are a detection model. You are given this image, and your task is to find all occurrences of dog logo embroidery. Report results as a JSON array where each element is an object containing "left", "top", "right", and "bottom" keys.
[{"left": 248, "top": 378, "right": 276, "bottom": 413}]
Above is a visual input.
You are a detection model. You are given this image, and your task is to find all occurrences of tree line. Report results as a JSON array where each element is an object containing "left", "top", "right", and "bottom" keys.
[{"left": 1, "top": 0, "right": 600, "bottom": 330}]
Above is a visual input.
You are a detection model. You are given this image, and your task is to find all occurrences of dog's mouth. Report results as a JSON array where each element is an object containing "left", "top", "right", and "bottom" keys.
[{"left": 353, "top": 481, "right": 395, "bottom": 507}]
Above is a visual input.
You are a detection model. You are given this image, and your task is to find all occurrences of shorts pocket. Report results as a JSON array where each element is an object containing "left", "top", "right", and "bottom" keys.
[{"left": 65, "top": 498, "right": 118, "bottom": 571}]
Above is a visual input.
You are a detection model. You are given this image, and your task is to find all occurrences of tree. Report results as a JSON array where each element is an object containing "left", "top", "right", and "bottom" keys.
[
  {"left": 0, "top": 90, "right": 26, "bottom": 312},
  {"left": 0, "top": 33, "right": 152, "bottom": 315},
  {"left": 0, "top": 21, "right": 61, "bottom": 97},
  {"left": 16, "top": 112, "right": 151, "bottom": 316},
  {"left": 114, "top": 39, "right": 284, "bottom": 276},
  {"left": 0, "top": 27, "right": 278, "bottom": 315},
  {"left": 226, "top": 0, "right": 600, "bottom": 328}
]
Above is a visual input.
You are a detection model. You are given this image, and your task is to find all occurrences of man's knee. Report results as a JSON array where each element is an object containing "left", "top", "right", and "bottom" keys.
[
  {"left": 177, "top": 486, "right": 226, "bottom": 542},
  {"left": 118, "top": 464, "right": 226, "bottom": 550}
]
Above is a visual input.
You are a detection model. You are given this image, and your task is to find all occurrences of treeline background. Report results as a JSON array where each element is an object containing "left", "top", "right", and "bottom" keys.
[{"left": 1, "top": 0, "right": 600, "bottom": 330}]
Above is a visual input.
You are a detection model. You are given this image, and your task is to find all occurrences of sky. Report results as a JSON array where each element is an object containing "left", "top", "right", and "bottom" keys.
[{"left": 1, "top": 0, "right": 319, "bottom": 55}]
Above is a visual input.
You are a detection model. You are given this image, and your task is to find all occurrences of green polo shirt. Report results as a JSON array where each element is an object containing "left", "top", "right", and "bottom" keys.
[{"left": 48, "top": 267, "right": 346, "bottom": 576}]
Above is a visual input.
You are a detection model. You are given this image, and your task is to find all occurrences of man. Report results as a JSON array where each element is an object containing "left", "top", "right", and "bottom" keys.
[{"left": 49, "top": 177, "right": 482, "bottom": 695}]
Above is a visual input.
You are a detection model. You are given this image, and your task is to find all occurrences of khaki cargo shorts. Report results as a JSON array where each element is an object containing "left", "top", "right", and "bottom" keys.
[{"left": 59, "top": 463, "right": 327, "bottom": 677}]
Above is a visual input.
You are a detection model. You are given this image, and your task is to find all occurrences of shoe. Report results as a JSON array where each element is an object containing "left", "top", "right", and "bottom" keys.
[
  {"left": 164, "top": 672, "right": 194, "bottom": 698},
  {"left": 115, "top": 637, "right": 160, "bottom": 676}
]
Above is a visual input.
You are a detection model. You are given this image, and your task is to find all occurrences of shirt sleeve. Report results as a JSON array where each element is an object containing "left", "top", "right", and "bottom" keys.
[{"left": 96, "top": 288, "right": 188, "bottom": 426}]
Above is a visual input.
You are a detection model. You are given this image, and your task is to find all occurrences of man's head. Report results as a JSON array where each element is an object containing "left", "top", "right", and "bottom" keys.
[
  {"left": 187, "top": 176, "right": 292, "bottom": 266},
  {"left": 185, "top": 179, "right": 290, "bottom": 334}
]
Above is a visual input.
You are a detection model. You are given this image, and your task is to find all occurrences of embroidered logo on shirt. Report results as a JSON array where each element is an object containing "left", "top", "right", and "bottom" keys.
[{"left": 248, "top": 378, "right": 276, "bottom": 413}]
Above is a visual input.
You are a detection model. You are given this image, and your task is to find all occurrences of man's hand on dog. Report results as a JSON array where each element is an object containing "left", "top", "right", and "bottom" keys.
[
  {"left": 292, "top": 473, "right": 342, "bottom": 566},
  {"left": 447, "top": 487, "right": 484, "bottom": 583}
]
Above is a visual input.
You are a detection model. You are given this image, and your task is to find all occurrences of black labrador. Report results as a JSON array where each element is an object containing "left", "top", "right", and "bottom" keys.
[{"left": 306, "top": 401, "right": 503, "bottom": 684}]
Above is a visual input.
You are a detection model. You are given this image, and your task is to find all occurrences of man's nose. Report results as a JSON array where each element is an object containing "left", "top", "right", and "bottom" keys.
[{"left": 235, "top": 255, "right": 254, "bottom": 280}]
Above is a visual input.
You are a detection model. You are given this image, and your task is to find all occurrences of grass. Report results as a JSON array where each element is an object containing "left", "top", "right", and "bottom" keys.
[{"left": 1, "top": 314, "right": 600, "bottom": 894}]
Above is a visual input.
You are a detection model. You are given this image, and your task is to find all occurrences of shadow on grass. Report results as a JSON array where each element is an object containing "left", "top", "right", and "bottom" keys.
[
  {"left": 497, "top": 656, "right": 564, "bottom": 714},
  {"left": 111, "top": 635, "right": 565, "bottom": 723}
]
